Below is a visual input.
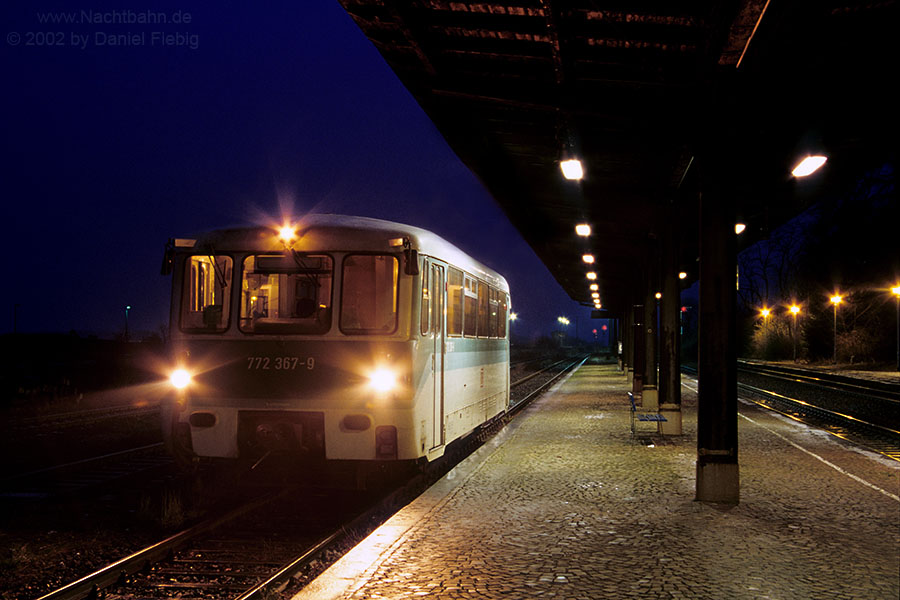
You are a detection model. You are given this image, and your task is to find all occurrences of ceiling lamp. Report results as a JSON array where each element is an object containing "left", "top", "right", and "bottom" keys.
[
  {"left": 792, "top": 155, "right": 827, "bottom": 178},
  {"left": 560, "top": 158, "right": 584, "bottom": 181}
]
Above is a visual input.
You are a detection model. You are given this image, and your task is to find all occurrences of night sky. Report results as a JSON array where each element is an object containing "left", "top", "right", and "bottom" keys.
[{"left": 4, "top": 1, "right": 597, "bottom": 342}]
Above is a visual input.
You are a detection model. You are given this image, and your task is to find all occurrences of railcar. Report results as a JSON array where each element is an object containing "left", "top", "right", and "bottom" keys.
[{"left": 160, "top": 215, "right": 510, "bottom": 475}]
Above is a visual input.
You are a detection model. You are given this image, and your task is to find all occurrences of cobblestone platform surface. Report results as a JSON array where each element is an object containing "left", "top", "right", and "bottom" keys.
[{"left": 294, "top": 360, "right": 900, "bottom": 599}]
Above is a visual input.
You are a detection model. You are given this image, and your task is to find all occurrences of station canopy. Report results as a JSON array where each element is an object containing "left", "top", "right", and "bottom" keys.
[{"left": 339, "top": 0, "right": 895, "bottom": 315}]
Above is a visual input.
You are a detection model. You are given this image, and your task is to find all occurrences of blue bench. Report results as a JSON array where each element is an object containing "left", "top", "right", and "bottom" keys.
[{"left": 628, "top": 392, "right": 666, "bottom": 437}]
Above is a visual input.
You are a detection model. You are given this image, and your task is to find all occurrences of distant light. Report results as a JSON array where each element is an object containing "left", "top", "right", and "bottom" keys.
[
  {"left": 681, "top": 306, "right": 688, "bottom": 312},
  {"left": 557, "top": 316, "right": 570, "bottom": 325},
  {"left": 582, "top": 254, "right": 595, "bottom": 264},
  {"left": 655, "top": 292, "right": 662, "bottom": 299},
  {"left": 560, "top": 159, "right": 584, "bottom": 181},
  {"left": 735, "top": 223, "right": 747, "bottom": 235},
  {"left": 279, "top": 225, "right": 295, "bottom": 242},
  {"left": 761, "top": 308, "right": 771, "bottom": 317},
  {"left": 792, "top": 155, "right": 827, "bottom": 178},
  {"left": 591, "top": 292, "right": 599, "bottom": 299},
  {"left": 790, "top": 305, "right": 801, "bottom": 315},
  {"left": 830, "top": 295, "right": 842, "bottom": 305},
  {"left": 601, "top": 324, "right": 607, "bottom": 331},
  {"left": 586, "top": 272, "right": 597, "bottom": 281},
  {"left": 510, "top": 312, "right": 518, "bottom": 321},
  {"left": 589, "top": 283, "right": 598, "bottom": 291},
  {"left": 575, "top": 223, "right": 591, "bottom": 236},
  {"left": 678, "top": 272, "right": 687, "bottom": 280}
]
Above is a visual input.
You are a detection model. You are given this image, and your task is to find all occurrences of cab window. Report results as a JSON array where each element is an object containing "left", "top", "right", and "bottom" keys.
[
  {"left": 181, "top": 256, "right": 232, "bottom": 332},
  {"left": 340, "top": 254, "right": 399, "bottom": 334},
  {"left": 239, "top": 254, "right": 333, "bottom": 334}
]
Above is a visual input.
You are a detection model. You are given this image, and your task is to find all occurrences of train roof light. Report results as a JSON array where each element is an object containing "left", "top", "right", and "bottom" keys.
[
  {"left": 279, "top": 225, "right": 296, "bottom": 242},
  {"left": 586, "top": 272, "right": 597, "bottom": 280},
  {"left": 735, "top": 223, "right": 747, "bottom": 234},
  {"left": 582, "top": 254, "right": 595, "bottom": 264},
  {"left": 575, "top": 224, "right": 591, "bottom": 237},
  {"left": 590, "top": 283, "right": 598, "bottom": 291}
]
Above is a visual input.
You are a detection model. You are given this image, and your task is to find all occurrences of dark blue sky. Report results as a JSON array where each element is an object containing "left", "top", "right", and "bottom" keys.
[{"left": 3, "top": 1, "right": 597, "bottom": 342}]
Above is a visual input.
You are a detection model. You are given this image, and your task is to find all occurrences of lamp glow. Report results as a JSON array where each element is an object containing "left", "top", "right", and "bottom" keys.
[
  {"left": 790, "top": 305, "right": 800, "bottom": 315},
  {"left": 892, "top": 285, "right": 900, "bottom": 297},
  {"left": 679, "top": 272, "right": 687, "bottom": 280},
  {"left": 575, "top": 224, "right": 591, "bottom": 236},
  {"left": 589, "top": 283, "right": 598, "bottom": 291},
  {"left": 582, "top": 254, "right": 595, "bottom": 264},
  {"left": 170, "top": 369, "right": 191, "bottom": 390},
  {"left": 560, "top": 159, "right": 584, "bottom": 180},
  {"left": 735, "top": 223, "right": 747, "bottom": 235},
  {"left": 279, "top": 225, "right": 295, "bottom": 242},
  {"left": 831, "top": 295, "right": 842, "bottom": 305},
  {"left": 586, "top": 272, "right": 597, "bottom": 280},
  {"left": 369, "top": 368, "right": 397, "bottom": 393},
  {"left": 792, "top": 155, "right": 827, "bottom": 177}
]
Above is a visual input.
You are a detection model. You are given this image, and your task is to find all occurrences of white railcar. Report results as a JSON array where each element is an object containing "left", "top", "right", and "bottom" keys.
[{"left": 161, "top": 215, "right": 510, "bottom": 472}]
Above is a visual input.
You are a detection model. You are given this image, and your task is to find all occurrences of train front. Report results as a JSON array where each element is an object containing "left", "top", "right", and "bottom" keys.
[{"left": 160, "top": 220, "right": 421, "bottom": 469}]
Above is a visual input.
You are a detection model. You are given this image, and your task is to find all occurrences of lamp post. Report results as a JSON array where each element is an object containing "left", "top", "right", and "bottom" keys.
[
  {"left": 892, "top": 286, "right": 900, "bottom": 371},
  {"left": 830, "top": 295, "right": 842, "bottom": 364},
  {"left": 789, "top": 305, "right": 800, "bottom": 361},
  {"left": 557, "top": 316, "right": 570, "bottom": 345},
  {"left": 760, "top": 307, "right": 771, "bottom": 360}
]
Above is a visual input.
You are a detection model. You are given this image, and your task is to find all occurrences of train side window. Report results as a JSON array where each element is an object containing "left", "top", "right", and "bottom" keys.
[
  {"left": 489, "top": 287, "right": 500, "bottom": 338},
  {"left": 340, "top": 254, "right": 399, "bottom": 335},
  {"left": 463, "top": 275, "right": 478, "bottom": 337},
  {"left": 477, "top": 281, "right": 489, "bottom": 338},
  {"left": 420, "top": 263, "right": 431, "bottom": 335},
  {"left": 447, "top": 267, "right": 463, "bottom": 336},
  {"left": 239, "top": 254, "right": 333, "bottom": 334},
  {"left": 500, "top": 293, "right": 509, "bottom": 338},
  {"left": 181, "top": 255, "right": 232, "bottom": 332}
]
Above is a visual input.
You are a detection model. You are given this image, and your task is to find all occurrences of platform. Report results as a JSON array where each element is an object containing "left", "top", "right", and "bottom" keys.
[{"left": 293, "top": 360, "right": 900, "bottom": 599}]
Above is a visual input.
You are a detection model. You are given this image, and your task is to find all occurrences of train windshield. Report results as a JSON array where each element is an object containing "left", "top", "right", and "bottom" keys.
[
  {"left": 181, "top": 255, "right": 233, "bottom": 332},
  {"left": 340, "top": 254, "right": 399, "bottom": 334},
  {"left": 240, "top": 254, "right": 333, "bottom": 334}
]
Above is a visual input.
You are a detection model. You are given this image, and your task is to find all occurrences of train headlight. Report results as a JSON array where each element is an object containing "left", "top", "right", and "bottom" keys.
[
  {"left": 170, "top": 369, "right": 192, "bottom": 390},
  {"left": 368, "top": 367, "right": 397, "bottom": 393}
]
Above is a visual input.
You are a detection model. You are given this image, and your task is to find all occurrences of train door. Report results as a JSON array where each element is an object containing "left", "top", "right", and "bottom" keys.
[{"left": 431, "top": 263, "right": 445, "bottom": 449}]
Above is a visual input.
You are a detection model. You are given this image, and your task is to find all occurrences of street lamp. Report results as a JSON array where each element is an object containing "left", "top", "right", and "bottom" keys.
[
  {"left": 760, "top": 307, "right": 771, "bottom": 359},
  {"left": 125, "top": 305, "right": 132, "bottom": 342},
  {"left": 830, "top": 295, "right": 842, "bottom": 364},
  {"left": 892, "top": 285, "right": 900, "bottom": 371},
  {"left": 789, "top": 304, "right": 801, "bottom": 361}
]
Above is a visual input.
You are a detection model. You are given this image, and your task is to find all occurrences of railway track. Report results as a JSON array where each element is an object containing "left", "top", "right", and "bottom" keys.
[
  {"left": 34, "top": 354, "right": 587, "bottom": 600},
  {"left": 684, "top": 362, "right": 900, "bottom": 461}
]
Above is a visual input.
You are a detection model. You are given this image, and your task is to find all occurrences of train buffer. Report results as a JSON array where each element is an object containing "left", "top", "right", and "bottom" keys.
[{"left": 628, "top": 391, "right": 666, "bottom": 437}]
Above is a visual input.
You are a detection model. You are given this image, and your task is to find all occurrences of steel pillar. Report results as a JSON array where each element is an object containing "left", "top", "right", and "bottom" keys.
[
  {"left": 642, "top": 277, "right": 659, "bottom": 410},
  {"left": 696, "top": 155, "right": 739, "bottom": 503},
  {"left": 658, "top": 212, "right": 682, "bottom": 434},
  {"left": 631, "top": 303, "right": 645, "bottom": 396}
]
